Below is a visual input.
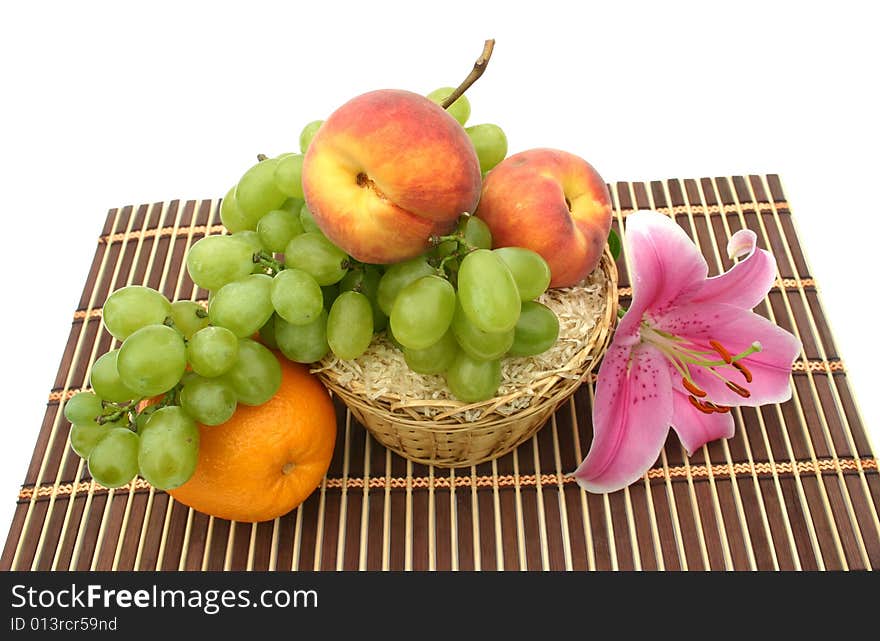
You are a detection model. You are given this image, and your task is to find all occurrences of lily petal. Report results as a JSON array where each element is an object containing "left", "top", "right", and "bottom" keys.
[
  {"left": 727, "top": 228, "right": 758, "bottom": 260},
  {"left": 657, "top": 302, "right": 801, "bottom": 407},
  {"left": 691, "top": 228, "right": 777, "bottom": 310},
  {"left": 625, "top": 211, "right": 709, "bottom": 317},
  {"left": 670, "top": 390, "right": 735, "bottom": 456},
  {"left": 574, "top": 341, "right": 673, "bottom": 494}
]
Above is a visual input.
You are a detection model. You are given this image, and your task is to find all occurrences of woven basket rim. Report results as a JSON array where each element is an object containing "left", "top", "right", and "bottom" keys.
[{"left": 317, "top": 249, "right": 619, "bottom": 428}]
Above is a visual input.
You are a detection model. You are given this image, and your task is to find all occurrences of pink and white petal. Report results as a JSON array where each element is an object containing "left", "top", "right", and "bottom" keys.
[
  {"left": 726, "top": 228, "right": 758, "bottom": 260},
  {"left": 670, "top": 390, "right": 736, "bottom": 455},
  {"left": 656, "top": 302, "right": 801, "bottom": 407},
  {"left": 691, "top": 229, "right": 777, "bottom": 310},
  {"left": 624, "top": 211, "right": 709, "bottom": 317},
  {"left": 573, "top": 341, "right": 674, "bottom": 494}
]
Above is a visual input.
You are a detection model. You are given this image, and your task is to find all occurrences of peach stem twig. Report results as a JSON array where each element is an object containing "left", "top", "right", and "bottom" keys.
[{"left": 441, "top": 39, "right": 495, "bottom": 109}]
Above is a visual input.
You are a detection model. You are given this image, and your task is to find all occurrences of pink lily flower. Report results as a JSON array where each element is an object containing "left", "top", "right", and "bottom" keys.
[{"left": 573, "top": 211, "right": 801, "bottom": 494}]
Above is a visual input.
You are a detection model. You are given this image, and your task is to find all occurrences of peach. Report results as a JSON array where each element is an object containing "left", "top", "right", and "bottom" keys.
[
  {"left": 475, "top": 148, "right": 612, "bottom": 287},
  {"left": 302, "top": 89, "right": 482, "bottom": 264}
]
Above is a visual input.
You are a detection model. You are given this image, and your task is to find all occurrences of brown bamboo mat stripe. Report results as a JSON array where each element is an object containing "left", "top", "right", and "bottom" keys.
[{"left": 3, "top": 176, "right": 879, "bottom": 572}]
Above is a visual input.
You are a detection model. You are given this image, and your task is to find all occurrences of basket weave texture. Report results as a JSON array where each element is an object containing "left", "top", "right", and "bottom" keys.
[{"left": 318, "top": 250, "right": 619, "bottom": 467}]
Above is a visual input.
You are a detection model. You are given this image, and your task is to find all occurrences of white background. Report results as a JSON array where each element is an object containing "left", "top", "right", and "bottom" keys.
[{"left": 1, "top": 1, "right": 877, "bottom": 553}]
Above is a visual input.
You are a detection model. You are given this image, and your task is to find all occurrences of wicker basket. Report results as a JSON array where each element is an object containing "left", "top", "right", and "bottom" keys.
[{"left": 318, "top": 249, "right": 618, "bottom": 467}]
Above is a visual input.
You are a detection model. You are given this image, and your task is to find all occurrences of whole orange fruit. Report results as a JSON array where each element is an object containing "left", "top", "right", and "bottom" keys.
[{"left": 169, "top": 358, "right": 336, "bottom": 522}]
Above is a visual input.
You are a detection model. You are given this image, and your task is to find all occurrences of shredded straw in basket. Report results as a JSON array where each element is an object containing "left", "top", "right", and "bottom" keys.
[{"left": 313, "top": 266, "right": 609, "bottom": 422}]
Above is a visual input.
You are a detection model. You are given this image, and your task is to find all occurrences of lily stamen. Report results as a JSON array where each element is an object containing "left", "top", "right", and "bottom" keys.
[
  {"left": 733, "top": 360, "right": 753, "bottom": 383},
  {"left": 688, "top": 396, "right": 732, "bottom": 414},
  {"left": 725, "top": 380, "right": 751, "bottom": 398},
  {"left": 682, "top": 377, "right": 707, "bottom": 398},
  {"left": 709, "top": 340, "right": 733, "bottom": 364},
  {"left": 688, "top": 396, "right": 716, "bottom": 414}
]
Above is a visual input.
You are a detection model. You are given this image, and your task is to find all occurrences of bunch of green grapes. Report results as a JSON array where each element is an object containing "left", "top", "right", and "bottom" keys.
[
  {"left": 385, "top": 217, "right": 559, "bottom": 402},
  {"left": 66, "top": 285, "right": 281, "bottom": 490}
]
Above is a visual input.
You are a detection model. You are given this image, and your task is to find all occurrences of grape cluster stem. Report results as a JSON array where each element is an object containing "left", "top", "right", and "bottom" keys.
[
  {"left": 98, "top": 398, "right": 142, "bottom": 427},
  {"left": 440, "top": 39, "right": 495, "bottom": 110},
  {"left": 254, "top": 251, "right": 286, "bottom": 275},
  {"left": 429, "top": 231, "right": 479, "bottom": 278}
]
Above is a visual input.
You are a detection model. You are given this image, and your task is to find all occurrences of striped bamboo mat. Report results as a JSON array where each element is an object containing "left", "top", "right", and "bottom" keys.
[{"left": 2, "top": 175, "right": 878, "bottom": 571}]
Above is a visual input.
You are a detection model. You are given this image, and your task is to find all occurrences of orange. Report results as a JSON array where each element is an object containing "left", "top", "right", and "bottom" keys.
[{"left": 169, "top": 358, "right": 337, "bottom": 522}]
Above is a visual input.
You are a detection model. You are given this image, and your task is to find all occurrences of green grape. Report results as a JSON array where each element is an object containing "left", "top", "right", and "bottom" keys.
[
  {"left": 235, "top": 158, "right": 287, "bottom": 226},
  {"left": 508, "top": 301, "right": 559, "bottom": 357},
  {"left": 232, "top": 230, "right": 269, "bottom": 276},
  {"left": 460, "top": 215, "right": 492, "bottom": 250},
  {"left": 321, "top": 284, "right": 339, "bottom": 310},
  {"left": 327, "top": 291, "right": 374, "bottom": 359},
  {"left": 70, "top": 421, "right": 110, "bottom": 458},
  {"left": 169, "top": 300, "right": 209, "bottom": 339},
  {"left": 340, "top": 265, "right": 387, "bottom": 332},
  {"left": 465, "top": 124, "right": 508, "bottom": 174},
  {"left": 220, "top": 186, "right": 251, "bottom": 233},
  {"left": 180, "top": 375, "right": 237, "bottom": 426},
  {"left": 300, "top": 120, "right": 324, "bottom": 153},
  {"left": 208, "top": 274, "right": 274, "bottom": 338},
  {"left": 274, "top": 311, "right": 329, "bottom": 363},
  {"left": 232, "top": 229, "right": 265, "bottom": 253},
  {"left": 258, "top": 314, "right": 279, "bottom": 349},
  {"left": 88, "top": 427, "right": 139, "bottom": 488},
  {"left": 257, "top": 209, "right": 304, "bottom": 253},
  {"left": 137, "top": 406, "right": 199, "bottom": 490},
  {"left": 273, "top": 154, "right": 305, "bottom": 199},
  {"left": 117, "top": 325, "right": 187, "bottom": 397},
  {"left": 445, "top": 352, "right": 502, "bottom": 403},
  {"left": 458, "top": 249, "right": 521, "bottom": 333},
  {"left": 270, "top": 268, "right": 323, "bottom": 326},
  {"left": 64, "top": 391, "right": 104, "bottom": 425},
  {"left": 426, "top": 87, "right": 471, "bottom": 126},
  {"left": 390, "top": 276, "right": 456, "bottom": 350},
  {"left": 451, "top": 301, "right": 514, "bottom": 361},
  {"left": 102, "top": 286, "right": 171, "bottom": 341},
  {"left": 90, "top": 349, "right": 136, "bottom": 402},
  {"left": 493, "top": 247, "right": 552, "bottom": 301},
  {"left": 187, "top": 326, "right": 239, "bottom": 377},
  {"left": 385, "top": 325, "right": 405, "bottom": 352},
  {"left": 376, "top": 255, "right": 435, "bottom": 316},
  {"left": 186, "top": 234, "right": 255, "bottom": 291},
  {"left": 73, "top": 409, "right": 129, "bottom": 460},
  {"left": 223, "top": 338, "right": 282, "bottom": 405},
  {"left": 280, "top": 197, "right": 304, "bottom": 215},
  {"left": 299, "top": 203, "right": 321, "bottom": 234},
  {"left": 284, "top": 232, "right": 348, "bottom": 286},
  {"left": 403, "top": 329, "right": 458, "bottom": 375},
  {"left": 134, "top": 405, "right": 157, "bottom": 432}
]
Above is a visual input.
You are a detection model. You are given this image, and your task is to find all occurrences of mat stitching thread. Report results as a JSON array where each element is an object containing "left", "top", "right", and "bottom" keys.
[
  {"left": 17, "top": 457, "right": 878, "bottom": 501},
  {"left": 617, "top": 278, "right": 816, "bottom": 299},
  {"left": 45, "top": 358, "right": 846, "bottom": 401}
]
